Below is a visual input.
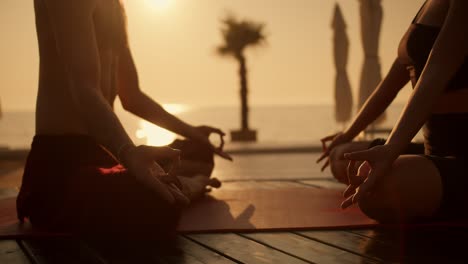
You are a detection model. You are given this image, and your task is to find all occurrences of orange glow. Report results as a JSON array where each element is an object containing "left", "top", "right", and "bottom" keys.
[
  {"left": 135, "top": 104, "right": 189, "bottom": 146},
  {"left": 145, "top": 0, "right": 171, "bottom": 12}
]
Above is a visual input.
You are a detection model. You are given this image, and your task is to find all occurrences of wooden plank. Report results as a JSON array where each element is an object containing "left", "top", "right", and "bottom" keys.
[
  {"left": 0, "top": 161, "right": 24, "bottom": 176},
  {"left": 0, "top": 168, "right": 23, "bottom": 189},
  {"left": 349, "top": 229, "right": 375, "bottom": 237},
  {"left": 161, "top": 236, "right": 235, "bottom": 264},
  {"left": 189, "top": 233, "right": 307, "bottom": 264},
  {"left": 84, "top": 239, "right": 168, "bottom": 264},
  {"left": 346, "top": 229, "right": 407, "bottom": 263},
  {"left": 298, "top": 180, "right": 345, "bottom": 190},
  {"left": 21, "top": 239, "right": 105, "bottom": 264},
  {"left": 0, "top": 240, "right": 30, "bottom": 264},
  {"left": 297, "top": 230, "right": 386, "bottom": 262},
  {"left": 86, "top": 237, "right": 234, "bottom": 264},
  {"left": 244, "top": 232, "right": 374, "bottom": 264},
  {"left": 0, "top": 188, "right": 18, "bottom": 199},
  {"left": 349, "top": 227, "right": 468, "bottom": 263},
  {"left": 220, "top": 181, "right": 306, "bottom": 190},
  {"left": 213, "top": 153, "right": 329, "bottom": 181}
]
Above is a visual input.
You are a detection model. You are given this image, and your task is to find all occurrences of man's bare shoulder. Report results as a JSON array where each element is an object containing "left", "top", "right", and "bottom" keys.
[{"left": 43, "top": 0, "right": 98, "bottom": 16}]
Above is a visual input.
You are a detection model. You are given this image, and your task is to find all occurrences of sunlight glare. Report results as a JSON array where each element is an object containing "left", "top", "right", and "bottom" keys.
[
  {"left": 146, "top": 0, "right": 171, "bottom": 12},
  {"left": 135, "top": 104, "right": 189, "bottom": 146}
]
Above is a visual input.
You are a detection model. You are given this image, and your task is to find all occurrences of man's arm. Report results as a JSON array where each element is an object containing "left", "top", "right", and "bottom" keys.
[
  {"left": 117, "top": 46, "right": 202, "bottom": 141},
  {"left": 44, "top": 0, "right": 134, "bottom": 156}
]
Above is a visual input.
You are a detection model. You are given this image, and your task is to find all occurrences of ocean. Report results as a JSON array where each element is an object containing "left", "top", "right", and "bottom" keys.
[{"left": 0, "top": 104, "right": 418, "bottom": 149}]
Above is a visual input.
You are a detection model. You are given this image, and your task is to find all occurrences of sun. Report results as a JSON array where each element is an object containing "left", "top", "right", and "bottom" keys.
[
  {"left": 135, "top": 104, "right": 189, "bottom": 146},
  {"left": 146, "top": 0, "right": 171, "bottom": 11}
]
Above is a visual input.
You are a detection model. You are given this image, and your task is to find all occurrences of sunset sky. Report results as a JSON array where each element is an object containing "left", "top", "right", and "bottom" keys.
[{"left": 0, "top": 0, "right": 424, "bottom": 111}]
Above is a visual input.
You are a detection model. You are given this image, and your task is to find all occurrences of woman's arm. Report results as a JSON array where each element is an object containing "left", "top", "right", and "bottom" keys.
[
  {"left": 344, "top": 58, "right": 410, "bottom": 139},
  {"left": 317, "top": 58, "right": 410, "bottom": 166},
  {"left": 45, "top": 0, "right": 133, "bottom": 156},
  {"left": 341, "top": 0, "right": 468, "bottom": 208},
  {"left": 385, "top": 0, "right": 468, "bottom": 154}
]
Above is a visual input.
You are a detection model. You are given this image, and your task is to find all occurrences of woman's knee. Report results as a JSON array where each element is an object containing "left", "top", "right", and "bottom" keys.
[
  {"left": 329, "top": 142, "right": 371, "bottom": 183},
  {"left": 357, "top": 156, "right": 443, "bottom": 223}
]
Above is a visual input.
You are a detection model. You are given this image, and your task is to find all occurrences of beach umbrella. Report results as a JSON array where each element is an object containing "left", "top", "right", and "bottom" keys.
[
  {"left": 332, "top": 3, "right": 353, "bottom": 125},
  {"left": 357, "top": 0, "right": 385, "bottom": 124}
]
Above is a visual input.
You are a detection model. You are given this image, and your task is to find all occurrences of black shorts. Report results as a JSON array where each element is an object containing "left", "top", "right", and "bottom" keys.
[
  {"left": 369, "top": 138, "right": 468, "bottom": 220},
  {"left": 17, "top": 135, "right": 214, "bottom": 240}
]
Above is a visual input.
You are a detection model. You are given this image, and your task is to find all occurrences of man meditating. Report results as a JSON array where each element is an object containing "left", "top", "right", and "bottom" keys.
[{"left": 17, "top": 0, "right": 230, "bottom": 240}]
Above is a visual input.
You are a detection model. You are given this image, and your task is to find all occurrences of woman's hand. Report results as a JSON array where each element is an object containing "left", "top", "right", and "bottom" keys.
[
  {"left": 316, "top": 132, "right": 352, "bottom": 171},
  {"left": 123, "top": 145, "right": 190, "bottom": 206},
  {"left": 341, "top": 144, "right": 400, "bottom": 209},
  {"left": 193, "top": 125, "right": 233, "bottom": 161}
]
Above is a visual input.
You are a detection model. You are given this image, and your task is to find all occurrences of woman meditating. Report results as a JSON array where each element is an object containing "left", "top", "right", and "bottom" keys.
[
  {"left": 17, "top": 0, "right": 231, "bottom": 240},
  {"left": 318, "top": 0, "right": 467, "bottom": 223}
]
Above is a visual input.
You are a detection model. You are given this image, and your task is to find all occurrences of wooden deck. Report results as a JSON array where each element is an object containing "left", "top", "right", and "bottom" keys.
[{"left": 1, "top": 153, "right": 467, "bottom": 263}]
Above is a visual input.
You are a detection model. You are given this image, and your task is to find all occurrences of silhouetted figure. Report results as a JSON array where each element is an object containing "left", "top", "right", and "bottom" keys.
[
  {"left": 358, "top": 0, "right": 386, "bottom": 126},
  {"left": 318, "top": 0, "right": 468, "bottom": 223},
  {"left": 17, "top": 0, "right": 231, "bottom": 241},
  {"left": 332, "top": 3, "right": 353, "bottom": 126},
  {"left": 217, "top": 15, "right": 266, "bottom": 141}
]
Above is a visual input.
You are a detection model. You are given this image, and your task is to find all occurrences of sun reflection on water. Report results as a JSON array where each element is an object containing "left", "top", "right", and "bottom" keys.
[{"left": 135, "top": 104, "right": 189, "bottom": 146}]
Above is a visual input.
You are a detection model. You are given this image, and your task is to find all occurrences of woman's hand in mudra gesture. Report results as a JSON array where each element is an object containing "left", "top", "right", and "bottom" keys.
[
  {"left": 341, "top": 144, "right": 400, "bottom": 209},
  {"left": 193, "top": 125, "right": 233, "bottom": 161},
  {"left": 317, "top": 132, "right": 353, "bottom": 171},
  {"left": 122, "top": 145, "right": 190, "bottom": 206}
]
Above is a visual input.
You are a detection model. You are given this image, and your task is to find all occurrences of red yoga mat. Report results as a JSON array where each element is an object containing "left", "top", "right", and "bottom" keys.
[
  {"left": 178, "top": 187, "right": 376, "bottom": 233},
  {"left": 0, "top": 187, "right": 376, "bottom": 238}
]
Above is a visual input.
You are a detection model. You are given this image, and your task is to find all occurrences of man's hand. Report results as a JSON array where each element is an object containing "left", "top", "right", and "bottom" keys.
[
  {"left": 123, "top": 145, "right": 190, "bottom": 206},
  {"left": 193, "top": 125, "right": 233, "bottom": 161}
]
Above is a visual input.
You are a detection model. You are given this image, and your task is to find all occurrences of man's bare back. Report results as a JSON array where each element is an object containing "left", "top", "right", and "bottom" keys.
[{"left": 35, "top": 0, "right": 125, "bottom": 135}]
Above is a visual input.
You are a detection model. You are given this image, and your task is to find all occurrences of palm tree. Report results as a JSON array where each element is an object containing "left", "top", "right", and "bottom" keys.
[{"left": 217, "top": 15, "right": 266, "bottom": 141}]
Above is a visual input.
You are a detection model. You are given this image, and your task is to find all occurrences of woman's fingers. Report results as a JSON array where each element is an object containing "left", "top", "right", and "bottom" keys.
[
  {"left": 351, "top": 168, "right": 379, "bottom": 204},
  {"left": 347, "top": 160, "right": 359, "bottom": 184},
  {"left": 343, "top": 160, "right": 359, "bottom": 198},
  {"left": 342, "top": 162, "right": 382, "bottom": 209},
  {"left": 344, "top": 148, "right": 376, "bottom": 162},
  {"left": 321, "top": 140, "right": 327, "bottom": 152},
  {"left": 343, "top": 160, "right": 369, "bottom": 198},
  {"left": 341, "top": 194, "right": 354, "bottom": 209},
  {"left": 316, "top": 151, "right": 329, "bottom": 163},
  {"left": 320, "top": 135, "right": 335, "bottom": 152},
  {"left": 317, "top": 133, "right": 343, "bottom": 164},
  {"left": 320, "top": 159, "right": 330, "bottom": 171},
  {"left": 320, "top": 134, "right": 338, "bottom": 143},
  {"left": 343, "top": 184, "right": 357, "bottom": 199}
]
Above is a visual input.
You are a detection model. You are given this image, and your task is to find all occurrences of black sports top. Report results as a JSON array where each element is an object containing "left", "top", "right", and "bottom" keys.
[{"left": 398, "top": 1, "right": 468, "bottom": 90}]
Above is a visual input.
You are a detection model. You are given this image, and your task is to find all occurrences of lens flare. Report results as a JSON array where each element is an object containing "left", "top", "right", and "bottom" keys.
[
  {"left": 135, "top": 104, "right": 189, "bottom": 146},
  {"left": 146, "top": 0, "right": 171, "bottom": 11}
]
